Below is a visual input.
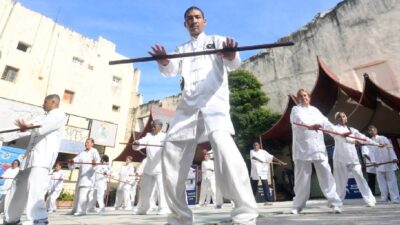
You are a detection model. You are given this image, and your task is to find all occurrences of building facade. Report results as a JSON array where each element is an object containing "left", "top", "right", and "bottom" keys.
[{"left": 0, "top": 0, "right": 142, "bottom": 183}]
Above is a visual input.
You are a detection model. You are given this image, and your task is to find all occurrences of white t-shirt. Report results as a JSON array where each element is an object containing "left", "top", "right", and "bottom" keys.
[{"left": 250, "top": 149, "right": 273, "bottom": 180}]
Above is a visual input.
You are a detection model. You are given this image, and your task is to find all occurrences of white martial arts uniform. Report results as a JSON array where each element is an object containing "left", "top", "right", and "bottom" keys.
[
  {"left": 46, "top": 170, "right": 65, "bottom": 212},
  {"left": 88, "top": 164, "right": 111, "bottom": 211},
  {"left": 198, "top": 159, "right": 216, "bottom": 206},
  {"left": 158, "top": 32, "right": 257, "bottom": 225},
  {"left": 133, "top": 131, "right": 168, "bottom": 214},
  {"left": 331, "top": 125, "right": 377, "bottom": 205},
  {"left": 71, "top": 148, "right": 100, "bottom": 214},
  {"left": 4, "top": 108, "right": 66, "bottom": 225},
  {"left": 0, "top": 167, "right": 20, "bottom": 212},
  {"left": 114, "top": 164, "right": 135, "bottom": 210},
  {"left": 290, "top": 104, "right": 342, "bottom": 211},
  {"left": 368, "top": 135, "right": 399, "bottom": 203}
]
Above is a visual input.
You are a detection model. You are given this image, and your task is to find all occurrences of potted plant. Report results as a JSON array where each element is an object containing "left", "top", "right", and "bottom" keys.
[{"left": 56, "top": 191, "right": 74, "bottom": 208}]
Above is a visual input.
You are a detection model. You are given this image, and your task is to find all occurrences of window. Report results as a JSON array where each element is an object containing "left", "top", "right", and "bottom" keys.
[
  {"left": 88, "top": 64, "right": 94, "bottom": 70},
  {"left": 112, "top": 105, "right": 120, "bottom": 112},
  {"left": 63, "top": 90, "right": 75, "bottom": 104},
  {"left": 1, "top": 66, "right": 19, "bottom": 82},
  {"left": 72, "top": 56, "right": 84, "bottom": 65},
  {"left": 112, "top": 76, "right": 122, "bottom": 86},
  {"left": 16, "top": 42, "right": 31, "bottom": 52}
]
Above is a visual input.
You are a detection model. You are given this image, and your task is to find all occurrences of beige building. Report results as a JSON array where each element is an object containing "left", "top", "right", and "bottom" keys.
[
  {"left": 0, "top": 0, "right": 142, "bottom": 190},
  {"left": 240, "top": 0, "right": 400, "bottom": 113}
]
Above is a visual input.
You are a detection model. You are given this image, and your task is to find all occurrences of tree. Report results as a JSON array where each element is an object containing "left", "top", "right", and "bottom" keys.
[{"left": 229, "top": 69, "right": 281, "bottom": 152}]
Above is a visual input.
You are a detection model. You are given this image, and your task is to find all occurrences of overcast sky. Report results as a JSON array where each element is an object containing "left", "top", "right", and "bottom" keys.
[{"left": 16, "top": 0, "right": 343, "bottom": 103}]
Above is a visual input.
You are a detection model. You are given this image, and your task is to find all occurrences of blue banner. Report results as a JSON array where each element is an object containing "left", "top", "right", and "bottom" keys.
[
  {"left": 0, "top": 146, "right": 26, "bottom": 186},
  {"left": 345, "top": 178, "right": 362, "bottom": 199}
]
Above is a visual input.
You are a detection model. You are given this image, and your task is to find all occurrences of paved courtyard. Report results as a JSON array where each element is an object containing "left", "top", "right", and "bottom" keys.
[{"left": 2, "top": 199, "right": 399, "bottom": 225}]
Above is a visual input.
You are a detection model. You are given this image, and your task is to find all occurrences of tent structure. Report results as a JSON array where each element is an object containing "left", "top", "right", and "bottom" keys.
[{"left": 260, "top": 56, "right": 400, "bottom": 154}]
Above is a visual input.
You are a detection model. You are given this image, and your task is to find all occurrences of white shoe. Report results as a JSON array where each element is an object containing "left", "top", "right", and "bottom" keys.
[
  {"left": 87, "top": 208, "right": 97, "bottom": 213},
  {"left": 97, "top": 208, "right": 106, "bottom": 213},
  {"left": 291, "top": 209, "right": 299, "bottom": 215},
  {"left": 366, "top": 202, "right": 375, "bottom": 207},
  {"left": 333, "top": 206, "right": 342, "bottom": 214},
  {"left": 73, "top": 212, "right": 86, "bottom": 216}
]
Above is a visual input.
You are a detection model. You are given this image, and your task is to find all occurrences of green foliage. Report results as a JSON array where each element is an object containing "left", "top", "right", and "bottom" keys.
[
  {"left": 57, "top": 191, "right": 74, "bottom": 201},
  {"left": 229, "top": 69, "right": 281, "bottom": 151}
]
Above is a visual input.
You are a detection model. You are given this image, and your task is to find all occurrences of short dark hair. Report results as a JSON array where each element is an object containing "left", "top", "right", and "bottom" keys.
[
  {"left": 101, "top": 155, "right": 109, "bottom": 163},
  {"left": 184, "top": 6, "right": 204, "bottom": 19},
  {"left": 12, "top": 159, "right": 20, "bottom": 167},
  {"left": 86, "top": 138, "right": 95, "bottom": 144}
]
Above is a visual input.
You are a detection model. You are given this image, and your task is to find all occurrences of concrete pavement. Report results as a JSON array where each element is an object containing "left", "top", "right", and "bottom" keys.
[{"left": 2, "top": 199, "right": 399, "bottom": 225}]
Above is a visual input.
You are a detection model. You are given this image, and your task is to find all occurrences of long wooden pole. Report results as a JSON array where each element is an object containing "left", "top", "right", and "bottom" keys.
[
  {"left": 109, "top": 42, "right": 294, "bottom": 65},
  {"left": 0, "top": 125, "right": 41, "bottom": 134}
]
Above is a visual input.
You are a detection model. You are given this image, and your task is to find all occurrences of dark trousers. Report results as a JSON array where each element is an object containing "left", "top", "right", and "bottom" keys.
[
  {"left": 367, "top": 173, "right": 376, "bottom": 195},
  {"left": 251, "top": 178, "right": 272, "bottom": 202}
]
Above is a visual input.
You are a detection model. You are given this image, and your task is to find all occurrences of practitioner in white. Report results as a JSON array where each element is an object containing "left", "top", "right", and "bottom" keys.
[
  {"left": 132, "top": 119, "right": 168, "bottom": 215},
  {"left": 0, "top": 159, "right": 20, "bottom": 212},
  {"left": 88, "top": 155, "right": 111, "bottom": 213},
  {"left": 149, "top": 6, "right": 258, "bottom": 225},
  {"left": 114, "top": 156, "right": 135, "bottom": 210},
  {"left": 198, "top": 152, "right": 216, "bottom": 207},
  {"left": 46, "top": 162, "right": 64, "bottom": 213},
  {"left": 367, "top": 125, "right": 399, "bottom": 204},
  {"left": 3, "top": 94, "right": 66, "bottom": 225},
  {"left": 290, "top": 89, "right": 342, "bottom": 214},
  {"left": 250, "top": 142, "right": 286, "bottom": 205},
  {"left": 70, "top": 138, "right": 100, "bottom": 216},
  {"left": 331, "top": 112, "right": 379, "bottom": 207}
]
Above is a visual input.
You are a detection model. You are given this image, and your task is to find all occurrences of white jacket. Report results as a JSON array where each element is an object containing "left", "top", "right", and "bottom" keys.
[
  {"left": 250, "top": 149, "right": 273, "bottom": 180},
  {"left": 331, "top": 125, "right": 377, "bottom": 164},
  {"left": 24, "top": 108, "right": 66, "bottom": 169},
  {"left": 73, "top": 148, "right": 100, "bottom": 187},
  {"left": 369, "top": 135, "right": 398, "bottom": 172},
  {"left": 290, "top": 104, "right": 335, "bottom": 161},
  {"left": 133, "top": 132, "right": 166, "bottom": 175},
  {"left": 158, "top": 32, "right": 240, "bottom": 141}
]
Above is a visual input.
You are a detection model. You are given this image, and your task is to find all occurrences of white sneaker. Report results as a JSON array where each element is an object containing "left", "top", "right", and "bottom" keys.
[
  {"left": 73, "top": 212, "right": 86, "bottom": 216},
  {"left": 97, "top": 208, "right": 106, "bottom": 213},
  {"left": 366, "top": 202, "right": 375, "bottom": 207},
  {"left": 333, "top": 206, "right": 342, "bottom": 214}
]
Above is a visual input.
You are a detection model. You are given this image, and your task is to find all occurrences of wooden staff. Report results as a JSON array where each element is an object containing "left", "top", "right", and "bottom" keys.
[
  {"left": 120, "top": 142, "right": 163, "bottom": 148},
  {"left": 292, "top": 122, "right": 367, "bottom": 142},
  {"left": 0, "top": 125, "right": 41, "bottom": 134},
  {"left": 109, "top": 42, "right": 294, "bottom": 65},
  {"left": 365, "top": 161, "right": 398, "bottom": 168},
  {"left": 97, "top": 172, "right": 135, "bottom": 186},
  {"left": 60, "top": 161, "right": 109, "bottom": 166}
]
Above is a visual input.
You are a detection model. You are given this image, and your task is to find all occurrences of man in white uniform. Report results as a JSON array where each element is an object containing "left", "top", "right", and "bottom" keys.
[
  {"left": 149, "top": 6, "right": 257, "bottom": 225},
  {"left": 198, "top": 153, "right": 216, "bottom": 206},
  {"left": 4, "top": 94, "right": 66, "bottom": 225},
  {"left": 250, "top": 142, "right": 286, "bottom": 205},
  {"left": 290, "top": 89, "right": 342, "bottom": 214},
  {"left": 46, "top": 162, "right": 64, "bottom": 213},
  {"left": 88, "top": 155, "right": 111, "bottom": 213},
  {"left": 367, "top": 125, "right": 399, "bottom": 203},
  {"left": 114, "top": 156, "right": 135, "bottom": 210},
  {"left": 331, "top": 112, "right": 379, "bottom": 207},
  {"left": 70, "top": 138, "right": 100, "bottom": 216},
  {"left": 132, "top": 119, "right": 168, "bottom": 215}
]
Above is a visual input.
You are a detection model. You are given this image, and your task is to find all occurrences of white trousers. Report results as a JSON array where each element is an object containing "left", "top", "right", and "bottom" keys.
[
  {"left": 4, "top": 167, "right": 50, "bottom": 223},
  {"left": 162, "top": 130, "right": 258, "bottom": 225},
  {"left": 114, "top": 184, "right": 131, "bottom": 209},
  {"left": 47, "top": 189, "right": 62, "bottom": 212},
  {"left": 334, "top": 162, "right": 376, "bottom": 204},
  {"left": 130, "top": 184, "right": 137, "bottom": 207},
  {"left": 136, "top": 173, "right": 167, "bottom": 213},
  {"left": 199, "top": 177, "right": 216, "bottom": 205},
  {"left": 292, "top": 160, "right": 342, "bottom": 209},
  {"left": 376, "top": 171, "right": 400, "bottom": 202},
  {"left": 75, "top": 186, "right": 92, "bottom": 213},
  {"left": 88, "top": 186, "right": 107, "bottom": 210}
]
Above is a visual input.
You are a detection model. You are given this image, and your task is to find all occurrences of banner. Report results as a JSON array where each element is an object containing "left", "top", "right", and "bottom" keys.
[
  {"left": 0, "top": 146, "right": 26, "bottom": 186},
  {"left": 89, "top": 120, "right": 118, "bottom": 147},
  {"left": 186, "top": 164, "right": 198, "bottom": 205}
]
